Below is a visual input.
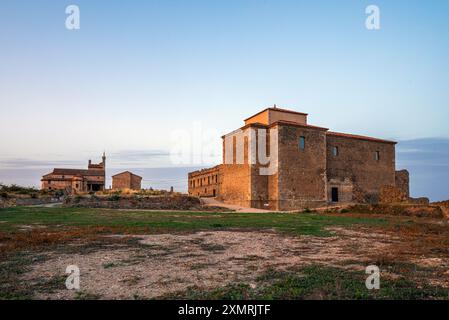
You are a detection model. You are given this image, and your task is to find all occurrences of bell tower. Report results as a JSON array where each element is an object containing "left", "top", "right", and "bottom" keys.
[{"left": 102, "top": 151, "right": 106, "bottom": 169}]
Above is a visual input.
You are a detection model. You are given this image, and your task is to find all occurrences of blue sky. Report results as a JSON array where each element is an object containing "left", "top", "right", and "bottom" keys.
[{"left": 0, "top": 1, "right": 448, "bottom": 199}]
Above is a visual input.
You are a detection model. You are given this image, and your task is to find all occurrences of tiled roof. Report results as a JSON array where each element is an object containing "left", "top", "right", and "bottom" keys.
[
  {"left": 244, "top": 107, "right": 308, "bottom": 121},
  {"left": 270, "top": 120, "right": 329, "bottom": 131},
  {"left": 327, "top": 131, "right": 397, "bottom": 144},
  {"left": 46, "top": 168, "right": 105, "bottom": 176},
  {"left": 112, "top": 171, "right": 143, "bottom": 179}
]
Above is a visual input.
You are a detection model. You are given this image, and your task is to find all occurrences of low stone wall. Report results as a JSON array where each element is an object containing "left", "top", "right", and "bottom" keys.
[
  {"left": 408, "top": 197, "right": 430, "bottom": 205},
  {"left": 346, "top": 204, "right": 444, "bottom": 218},
  {"left": 432, "top": 200, "right": 449, "bottom": 218},
  {"left": 0, "top": 196, "right": 61, "bottom": 208},
  {"left": 64, "top": 194, "right": 204, "bottom": 210},
  {"left": 379, "top": 185, "right": 408, "bottom": 204}
]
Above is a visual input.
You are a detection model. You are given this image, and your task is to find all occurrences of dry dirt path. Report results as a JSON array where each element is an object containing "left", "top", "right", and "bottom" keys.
[{"left": 200, "top": 198, "right": 271, "bottom": 213}]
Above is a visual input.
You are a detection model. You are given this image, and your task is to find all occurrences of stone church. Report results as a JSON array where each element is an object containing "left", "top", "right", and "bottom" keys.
[
  {"left": 41, "top": 153, "right": 106, "bottom": 193},
  {"left": 188, "top": 106, "right": 409, "bottom": 210}
]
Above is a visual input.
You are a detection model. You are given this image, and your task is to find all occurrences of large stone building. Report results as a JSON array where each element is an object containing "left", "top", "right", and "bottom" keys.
[
  {"left": 188, "top": 106, "right": 409, "bottom": 210},
  {"left": 112, "top": 171, "right": 142, "bottom": 190},
  {"left": 41, "top": 153, "right": 106, "bottom": 193}
]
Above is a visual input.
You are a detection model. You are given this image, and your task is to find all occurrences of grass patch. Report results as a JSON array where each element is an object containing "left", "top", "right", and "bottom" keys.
[
  {"left": 0, "top": 252, "right": 48, "bottom": 299},
  {"left": 74, "top": 291, "right": 102, "bottom": 300},
  {"left": 0, "top": 207, "right": 389, "bottom": 238},
  {"left": 166, "top": 265, "right": 449, "bottom": 300},
  {"left": 102, "top": 262, "right": 118, "bottom": 269}
]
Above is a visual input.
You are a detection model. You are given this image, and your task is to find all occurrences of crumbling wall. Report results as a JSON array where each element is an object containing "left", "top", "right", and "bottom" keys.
[
  {"left": 379, "top": 185, "right": 408, "bottom": 203},
  {"left": 64, "top": 194, "right": 203, "bottom": 210},
  {"left": 395, "top": 170, "right": 410, "bottom": 198}
]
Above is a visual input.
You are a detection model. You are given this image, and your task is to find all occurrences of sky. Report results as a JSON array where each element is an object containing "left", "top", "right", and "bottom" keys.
[{"left": 0, "top": 1, "right": 448, "bottom": 199}]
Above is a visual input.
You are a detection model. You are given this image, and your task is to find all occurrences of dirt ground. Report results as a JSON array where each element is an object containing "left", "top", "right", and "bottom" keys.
[{"left": 20, "top": 225, "right": 449, "bottom": 299}]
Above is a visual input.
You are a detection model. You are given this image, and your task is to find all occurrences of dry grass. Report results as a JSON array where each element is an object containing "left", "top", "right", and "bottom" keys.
[{"left": 0, "top": 226, "right": 154, "bottom": 258}]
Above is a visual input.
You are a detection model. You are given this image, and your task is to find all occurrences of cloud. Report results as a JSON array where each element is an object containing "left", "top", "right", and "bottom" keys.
[
  {"left": 0, "top": 158, "right": 84, "bottom": 169},
  {"left": 396, "top": 137, "right": 449, "bottom": 201}
]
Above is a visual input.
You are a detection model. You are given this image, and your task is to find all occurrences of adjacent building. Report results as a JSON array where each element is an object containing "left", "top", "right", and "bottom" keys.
[
  {"left": 112, "top": 171, "right": 142, "bottom": 190},
  {"left": 188, "top": 106, "right": 409, "bottom": 210},
  {"left": 41, "top": 153, "right": 106, "bottom": 193}
]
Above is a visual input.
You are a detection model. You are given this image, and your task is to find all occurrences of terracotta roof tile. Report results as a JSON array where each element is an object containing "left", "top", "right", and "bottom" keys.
[
  {"left": 244, "top": 107, "right": 308, "bottom": 121},
  {"left": 47, "top": 168, "right": 105, "bottom": 176},
  {"left": 327, "top": 131, "right": 397, "bottom": 144}
]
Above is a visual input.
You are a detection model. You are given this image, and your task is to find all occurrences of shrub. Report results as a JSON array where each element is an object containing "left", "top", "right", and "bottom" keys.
[
  {"left": 108, "top": 195, "right": 121, "bottom": 201},
  {"left": 0, "top": 184, "right": 39, "bottom": 195}
]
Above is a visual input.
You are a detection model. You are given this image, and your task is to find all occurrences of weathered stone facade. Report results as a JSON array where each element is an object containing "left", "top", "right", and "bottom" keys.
[
  {"left": 41, "top": 153, "right": 106, "bottom": 193},
  {"left": 112, "top": 171, "right": 142, "bottom": 190},
  {"left": 188, "top": 106, "right": 409, "bottom": 210},
  {"left": 395, "top": 169, "right": 410, "bottom": 198},
  {"left": 188, "top": 166, "right": 220, "bottom": 197}
]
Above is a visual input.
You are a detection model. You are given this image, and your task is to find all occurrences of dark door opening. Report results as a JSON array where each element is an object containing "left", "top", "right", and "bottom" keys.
[
  {"left": 90, "top": 184, "right": 102, "bottom": 192},
  {"left": 331, "top": 187, "right": 339, "bottom": 202},
  {"left": 213, "top": 189, "right": 216, "bottom": 197}
]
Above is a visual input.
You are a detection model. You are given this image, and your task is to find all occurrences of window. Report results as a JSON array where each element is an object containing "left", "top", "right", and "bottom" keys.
[
  {"left": 299, "top": 136, "right": 306, "bottom": 150},
  {"left": 332, "top": 146, "right": 339, "bottom": 157},
  {"left": 374, "top": 151, "right": 380, "bottom": 161}
]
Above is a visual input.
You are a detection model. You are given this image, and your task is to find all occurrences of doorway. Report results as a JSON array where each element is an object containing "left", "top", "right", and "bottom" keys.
[{"left": 331, "top": 187, "right": 339, "bottom": 202}]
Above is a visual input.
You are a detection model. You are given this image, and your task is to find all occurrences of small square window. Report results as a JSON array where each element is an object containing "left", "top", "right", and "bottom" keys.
[
  {"left": 374, "top": 151, "right": 380, "bottom": 161},
  {"left": 332, "top": 146, "right": 339, "bottom": 157},
  {"left": 299, "top": 136, "right": 305, "bottom": 150}
]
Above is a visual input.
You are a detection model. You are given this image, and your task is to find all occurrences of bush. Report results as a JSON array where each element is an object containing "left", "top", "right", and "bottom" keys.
[
  {"left": 54, "top": 190, "right": 64, "bottom": 198},
  {"left": 108, "top": 195, "right": 121, "bottom": 201},
  {"left": 0, "top": 184, "right": 39, "bottom": 195}
]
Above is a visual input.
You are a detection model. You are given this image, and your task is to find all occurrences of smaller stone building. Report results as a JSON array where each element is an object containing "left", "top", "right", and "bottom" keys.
[
  {"left": 112, "top": 171, "right": 142, "bottom": 190},
  {"left": 188, "top": 166, "right": 220, "bottom": 197},
  {"left": 41, "top": 153, "right": 106, "bottom": 193}
]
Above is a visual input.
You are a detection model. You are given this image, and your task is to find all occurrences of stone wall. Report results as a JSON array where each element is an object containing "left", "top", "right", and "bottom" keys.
[
  {"left": 327, "top": 178, "right": 354, "bottom": 203},
  {"left": 64, "top": 194, "right": 203, "bottom": 210},
  {"left": 379, "top": 185, "right": 408, "bottom": 203},
  {"left": 276, "top": 123, "right": 328, "bottom": 210},
  {"left": 0, "top": 196, "right": 62, "bottom": 208},
  {"left": 326, "top": 134, "right": 396, "bottom": 203},
  {"left": 188, "top": 166, "right": 221, "bottom": 198},
  {"left": 395, "top": 169, "right": 410, "bottom": 198}
]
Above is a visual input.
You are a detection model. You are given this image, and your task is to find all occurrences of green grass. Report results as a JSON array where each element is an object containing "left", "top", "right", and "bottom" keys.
[
  {"left": 0, "top": 206, "right": 388, "bottom": 236},
  {"left": 166, "top": 265, "right": 449, "bottom": 300}
]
